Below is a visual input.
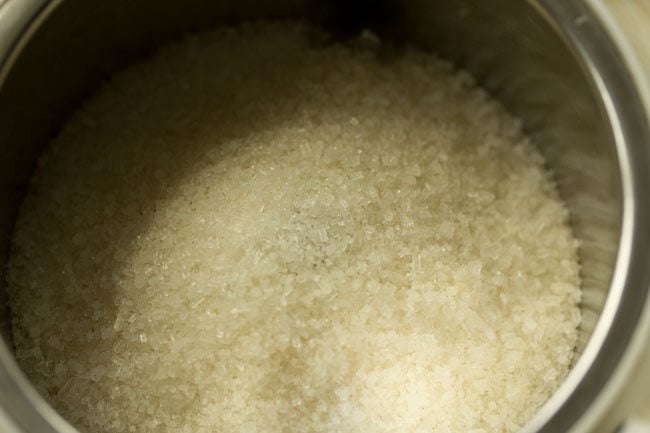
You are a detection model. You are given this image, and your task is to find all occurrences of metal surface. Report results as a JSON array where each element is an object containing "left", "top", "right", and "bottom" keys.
[
  {"left": 0, "top": 0, "right": 648, "bottom": 432},
  {"left": 620, "top": 420, "right": 650, "bottom": 433}
]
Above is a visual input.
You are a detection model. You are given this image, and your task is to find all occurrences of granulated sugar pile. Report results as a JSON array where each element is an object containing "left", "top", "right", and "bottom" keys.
[{"left": 7, "top": 22, "right": 581, "bottom": 433}]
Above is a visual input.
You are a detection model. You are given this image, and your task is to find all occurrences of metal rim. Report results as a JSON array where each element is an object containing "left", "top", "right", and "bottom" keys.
[
  {"left": 0, "top": 2, "right": 79, "bottom": 432},
  {"left": 523, "top": 0, "right": 650, "bottom": 432},
  {"left": 0, "top": 1, "right": 649, "bottom": 432}
]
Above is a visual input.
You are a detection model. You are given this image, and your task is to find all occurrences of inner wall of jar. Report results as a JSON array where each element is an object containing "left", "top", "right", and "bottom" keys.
[{"left": 0, "top": 0, "right": 620, "bottom": 365}]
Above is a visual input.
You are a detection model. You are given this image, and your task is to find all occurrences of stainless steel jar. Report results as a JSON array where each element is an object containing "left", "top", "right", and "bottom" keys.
[{"left": 0, "top": 0, "right": 649, "bottom": 432}]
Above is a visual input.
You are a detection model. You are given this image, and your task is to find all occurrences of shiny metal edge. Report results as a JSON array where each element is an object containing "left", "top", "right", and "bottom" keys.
[
  {"left": 570, "top": 1, "right": 650, "bottom": 430},
  {"left": 524, "top": 0, "right": 633, "bottom": 426},
  {"left": 619, "top": 419, "right": 650, "bottom": 433},
  {"left": 0, "top": 1, "right": 78, "bottom": 431},
  {"left": 0, "top": 0, "right": 50, "bottom": 83},
  {"left": 523, "top": 0, "right": 650, "bottom": 432}
]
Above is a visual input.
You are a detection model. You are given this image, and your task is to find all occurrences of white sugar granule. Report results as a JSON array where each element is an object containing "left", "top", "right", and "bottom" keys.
[{"left": 7, "top": 21, "right": 581, "bottom": 433}]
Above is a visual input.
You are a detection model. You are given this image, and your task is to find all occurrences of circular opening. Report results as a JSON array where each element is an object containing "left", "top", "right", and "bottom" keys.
[{"left": 0, "top": 1, "right": 648, "bottom": 432}]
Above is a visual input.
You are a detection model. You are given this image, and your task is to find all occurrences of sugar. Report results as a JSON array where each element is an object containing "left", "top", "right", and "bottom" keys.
[{"left": 7, "top": 21, "right": 580, "bottom": 433}]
